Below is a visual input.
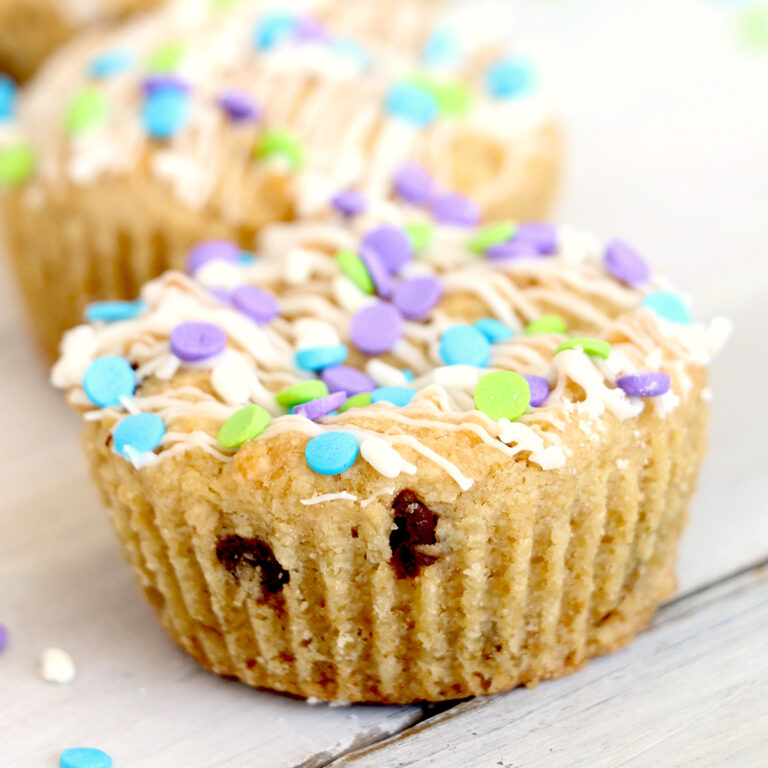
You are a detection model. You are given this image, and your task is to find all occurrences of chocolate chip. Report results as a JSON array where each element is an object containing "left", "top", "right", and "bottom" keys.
[
  {"left": 389, "top": 489, "right": 439, "bottom": 579},
  {"left": 216, "top": 534, "right": 289, "bottom": 595}
]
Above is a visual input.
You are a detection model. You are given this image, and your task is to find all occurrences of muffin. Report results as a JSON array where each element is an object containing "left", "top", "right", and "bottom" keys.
[
  {"left": 52, "top": 207, "right": 728, "bottom": 703},
  {"left": 0, "top": 0, "right": 560, "bottom": 356}
]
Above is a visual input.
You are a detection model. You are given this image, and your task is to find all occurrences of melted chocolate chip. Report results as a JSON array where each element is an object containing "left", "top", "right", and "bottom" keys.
[
  {"left": 390, "top": 489, "right": 439, "bottom": 579},
  {"left": 216, "top": 534, "right": 289, "bottom": 594}
]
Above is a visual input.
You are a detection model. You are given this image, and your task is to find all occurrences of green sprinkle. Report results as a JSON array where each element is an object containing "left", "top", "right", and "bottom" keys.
[
  {"left": 254, "top": 128, "right": 305, "bottom": 171},
  {"left": 147, "top": 42, "right": 186, "bottom": 73},
  {"left": 276, "top": 380, "right": 328, "bottom": 409},
  {"left": 467, "top": 221, "right": 516, "bottom": 254},
  {"left": 0, "top": 143, "right": 35, "bottom": 186},
  {"left": 408, "top": 74, "right": 470, "bottom": 117},
  {"left": 339, "top": 392, "right": 372, "bottom": 412},
  {"left": 336, "top": 249, "right": 374, "bottom": 294},
  {"left": 474, "top": 371, "right": 530, "bottom": 422},
  {"left": 740, "top": 6, "right": 768, "bottom": 48},
  {"left": 524, "top": 314, "right": 568, "bottom": 336},
  {"left": 404, "top": 220, "right": 434, "bottom": 250},
  {"left": 555, "top": 337, "right": 611, "bottom": 359},
  {"left": 212, "top": 0, "right": 237, "bottom": 8},
  {"left": 65, "top": 88, "right": 109, "bottom": 134},
  {"left": 217, "top": 404, "right": 270, "bottom": 449}
]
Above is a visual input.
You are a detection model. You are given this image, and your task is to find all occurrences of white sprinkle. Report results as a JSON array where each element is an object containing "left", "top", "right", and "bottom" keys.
[
  {"left": 360, "top": 437, "right": 416, "bottom": 478},
  {"left": 39, "top": 648, "right": 76, "bottom": 684},
  {"left": 332, "top": 274, "right": 376, "bottom": 313},
  {"left": 294, "top": 319, "right": 340, "bottom": 349},
  {"left": 211, "top": 353, "right": 251, "bottom": 406},
  {"left": 431, "top": 365, "right": 483, "bottom": 391},
  {"left": 366, "top": 359, "right": 410, "bottom": 388},
  {"left": 195, "top": 260, "right": 244, "bottom": 290},
  {"left": 283, "top": 247, "right": 316, "bottom": 286}
]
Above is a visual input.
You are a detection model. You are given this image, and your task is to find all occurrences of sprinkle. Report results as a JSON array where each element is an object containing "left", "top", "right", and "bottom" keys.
[
  {"left": 432, "top": 364, "right": 482, "bottom": 390},
  {"left": 60, "top": 748, "right": 113, "bottom": 768},
  {"left": 486, "top": 239, "right": 542, "bottom": 261},
  {"left": 142, "top": 87, "right": 190, "bottom": 139},
  {"left": 467, "top": 221, "right": 516, "bottom": 254},
  {"left": 211, "top": 355, "right": 250, "bottom": 404},
  {"left": 276, "top": 380, "right": 328, "bottom": 408},
  {"left": 232, "top": 285, "right": 280, "bottom": 324},
  {"left": 295, "top": 345, "right": 349, "bottom": 371},
  {"left": 475, "top": 318, "right": 513, "bottom": 344},
  {"left": 187, "top": 240, "right": 240, "bottom": 274},
  {"left": 603, "top": 239, "right": 650, "bottom": 287},
  {"left": 147, "top": 41, "right": 186, "bottom": 73},
  {"left": 616, "top": 372, "right": 671, "bottom": 398},
  {"left": 141, "top": 75, "right": 189, "bottom": 95},
  {"left": 83, "top": 356, "right": 135, "bottom": 407},
  {"left": 524, "top": 375, "right": 550, "bottom": 407},
  {"left": 294, "top": 391, "right": 347, "bottom": 420},
  {"left": 360, "top": 436, "right": 409, "bottom": 478},
  {"left": 339, "top": 392, "right": 372, "bottom": 412},
  {"left": 39, "top": 648, "right": 76, "bottom": 684},
  {"left": 253, "top": 10, "right": 297, "bottom": 50},
  {"left": 515, "top": 223, "right": 558, "bottom": 255},
  {"left": 439, "top": 324, "right": 491, "bottom": 366},
  {"left": 642, "top": 290, "right": 692, "bottom": 324},
  {"left": 361, "top": 225, "right": 413, "bottom": 273},
  {"left": 89, "top": 49, "right": 134, "bottom": 78},
  {"left": 487, "top": 58, "right": 535, "bottom": 99},
  {"left": 293, "top": 15, "right": 328, "bottom": 44},
  {"left": 85, "top": 299, "right": 147, "bottom": 323},
  {"left": 170, "top": 321, "right": 227, "bottom": 361},
  {"left": 113, "top": 413, "right": 165, "bottom": 459},
  {"left": 359, "top": 246, "right": 394, "bottom": 298},
  {"left": 525, "top": 314, "right": 567, "bottom": 335},
  {"left": 0, "top": 143, "right": 34, "bottom": 186},
  {"left": 556, "top": 337, "right": 612, "bottom": 359},
  {"left": 336, "top": 250, "right": 375, "bottom": 294},
  {"left": 422, "top": 27, "right": 462, "bottom": 68},
  {"left": 0, "top": 622, "right": 7, "bottom": 651},
  {"left": 0, "top": 75, "right": 17, "bottom": 120},
  {"left": 65, "top": 88, "right": 109, "bottom": 134},
  {"left": 350, "top": 302, "right": 404, "bottom": 355},
  {"left": 393, "top": 163, "right": 435, "bottom": 204},
  {"left": 255, "top": 128, "right": 305, "bottom": 170},
  {"left": 371, "top": 386, "right": 415, "bottom": 407},
  {"left": 428, "top": 78, "right": 470, "bottom": 117},
  {"left": 331, "top": 189, "right": 367, "bottom": 217},
  {"left": 474, "top": 371, "right": 531, "bottom": 421},
  {"left": 404, "top": 220, "right": 434, "bottom": 250},
  {"left": 305, "top": 431, "right": 359, "bottom": 475},
  {"left": 322, "top": 365, "right": 375, "bottom": 396},
  {"left": 217, "top": 404, "right": 271, "bottom": 448},
  {"left": 385, "top": 81, "right": 437, "bottom": 126},
  {"left": 218, "top": 91, "right": 261, "bottom": 123},
  {"left": 430, "top": 192, "right": 480, "bottom": 227},
  {"left": 393, "top": 275, "right": 443, "bottom": 319}
]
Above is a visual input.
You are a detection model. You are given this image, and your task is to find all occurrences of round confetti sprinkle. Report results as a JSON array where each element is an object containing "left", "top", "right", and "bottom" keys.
[
  {"left": 113, "top": 413, "right": 166, "bottom": 458},
  {"left": 65, "top": 88, "right": 109, "bottom": 134},
  {"left": 83, "top": 356, "right": 135, "bottom": 407},
  {"left": 385, "top": 81, "right": 437, "bottom": 126},
  {"left": 294, "top": 391, "right": 347, "bottom": 420},
  {"left": 339, "top": 392, "right": 372, "bottom": 412},
  {"left": 0, "top": 75, "right": 17, "bottom": 120},
  {"left": 293, "top": 15, "right": 328, "bottom": 43},
  {"left": 336, "top": 249, "right": 375, "bottom": 294},
  {"left": 295, "top": 345, "right": 349, "bottom": 371},
  {"left": 361, "top": 225, "right": 413, "bottom": 274},
  {"left": 393, "top": 275, "right": 442, "bottom": 319},
  {"left": 147, "top": 41, "right": 186, "bottom": 73},
  {"left": 141, "top": 75, "right": 189, "bottom": 95},
  {"left": 187, "top": 240, "right": 240, "bottom": 274},
  {"left": 322, "top": 365, "right": 375, "bottom": 396},
  {"left": 217, "top": 404, "right": 271, "bottom": 448},
  {"left": 515, "top": 223, "right": 558, "bottom": 254},
  {"left": 616, "top": 372, "right": 671, "bottom": 398},
  {"left": 350, "top": 302, "right": 404, "bottom": 355},
  {"left": 475, "top": 318, "right": 513, "bottom": 344},
  {"left": 422, "top": 27, "right": 462, "bottom": 68},
  {"left": 359, "top": 246, "right": 394, "bottom": 298},
  {"left": 404, "top": 220, "right": 434, "bottom": 250},
  {"left": 60, "top": 747, "right": 113, "bottom": 768},
  {"left": 331, "top": 188, "right": 367, "bottom": 217},
  {"left": 305, "top": 431, "right": 359, "bottom": 475},
  {"left": 487, "top": 58, "right": 535, "bottom": 99},
  {"left": 371, "top": 386, "right": 415, "bottom": 407},
  {"left": 474, "top": 371, "right": 531, "bottom": 421},
  {"left": 603, "top": 239, "right": 650, "bottom": 287},
  {"left": 642, "top": 290, "right": 692, "bottom": 324},
  {"left": 430, "top": 192, "right": 480, "bottom": 227},
  {"left": 276, "top": 380, "right": 329, "bottom": 409},
  {"left": 439, "top": 324, "right": 491, "bottom": 367},
  {"left": 142, "top": 87, "right": 190, "bottom": 139},
  {"left": 0, "top": 143, "right": 36, "bottom": 186},
  {"left": 255, "top": 128, "right": 305, "bottom": 170},
  {"left": 393, "top": 163, "right": 435, "bottom": 205},
  {"left": 486, "top": 239, "right": 542, "bottom": 261},
  {"left": 556, "top": 337, "right": 611, "bottom": 359},
  {"left": 85, "top": 299, "right": 147, "bottom": 323},
  {"left": 218, "top": 90, "right": 261, "bottom": 123},
  {"left": 428, "top": 78, "right": 470, "bottom": 117},
  {"left": 253, "top": 10, "right": 297, "bottom": 50},
  {"left": 170, "top": 321, "right": 227, "bottom": 362},
  {"left": 89, "top": 49, "right": 134, "bottom": 78},
  {"left": 232, "top": 285, "right": 280, "bottom": 324},
  {"left": 467, "top": 221, "right": 516, "bottom": 254},
  {"left": 524, "top": 314, "right": 567, "bottom": 336},
  {"left": 0, "top": 622, "right": 7, "bottom": 652},
  {"left": 524, "top": 375, "right": 550, "bottom": 407}
]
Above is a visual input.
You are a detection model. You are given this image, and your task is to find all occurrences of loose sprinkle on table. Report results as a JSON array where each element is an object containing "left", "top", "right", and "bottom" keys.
[
  {"left": 60, "top": 747, "right": 113, "bottom": 768},
  {"left": 39, "top": 648, "right": 76, "bottom": 684},
  {"left": 305, "top": 431, "right": 359, "bottom": 475}
]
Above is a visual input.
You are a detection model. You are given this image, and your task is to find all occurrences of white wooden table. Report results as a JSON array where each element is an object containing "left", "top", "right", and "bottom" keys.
[{"left": 2, "top": 0, "right": 767, "bottom": 765}]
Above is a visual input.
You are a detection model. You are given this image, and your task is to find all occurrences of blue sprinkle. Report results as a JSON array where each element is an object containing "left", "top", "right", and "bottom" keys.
[
  {"left": 330, "top": 39, "right": 370, "bottom": 70},
  {"left": 475, "top": 318, "right": 514, "bottom": 344},
  {"left": 486, "top": 59, "right": 535, "bottom": 99},
  {"left": 113, "top": 413, "right": 165, "bottom": 459},
  {"left": 439, "top": 324, "right": 491, "bottom": 367},
  {"left": 305, "top": 431, "right": 359, "bottom": 475},
  {"left": 295, "top": 344, "right": 349, "bottom": 372},
  {"left": 253, "top": 11, "right": 297, "bottom": 50},
  {"left": 0, "top": 75, "right": 17, "bottom": 120},
  {"left": 371, "top": 386, "right": 415, "bottom": 407},
  {"left": 60, "top": 747, "right": 113, "bottom": 768},
  {"left": 238, "top": 251, "right": 257, "bottom": 266},
  {"left": 422, "top": 28, "right": 462, "bottom": 68},
  {"left": 402, "top": 369, "right": 415, "bottom": 382},
  {"left": 385, "top": 82, "right": 438, "bottom": 127},
  {"left": 89, "top": 50, "right": 135, "bottom": 78},
  {"left": 142, "top": 87, "right": 190, "bottom": 139},
  {"left": 83, "top": 356, "right": 136, "bottom": 408},
  {"left": 642, "top": 290, "right": 692, "bottom": 324},
  {"left": 85, "top": 299, "right": 147, "bottom": 323}
]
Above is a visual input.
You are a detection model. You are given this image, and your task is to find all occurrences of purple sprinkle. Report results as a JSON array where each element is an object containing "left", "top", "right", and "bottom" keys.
[
  {"left": 0, "top": 622, "right": 7, "bottom": 652},
  {"left": 359, "top": 246, "right": 393, "bottom": 298},
  {"left": 393, "top": 163, "right": 435, "bottom": 204},
  {"left": 350, "top": 301, "right": 404, "bottom": 355},
  {"left": 322, "top": 365, "right": 376, "bottom": 396},
  {"left": 294, "top": 390, "right": 347, "bottom": 420},
  {"left": 208, "top": 288, "right": 233, "bottom": 304},
  {"left": 393, "top": 275, "right": 443, "bottom": 319},
  {"left": 232, "top": 284, "right": 280, "bottom": 324},
  {"left": 170, "top": 321, "right": 227, "bottom": 362},
  {"left": 142, "top": 75, "right": 190, "bottom": 95},
  {"left": 187, "top": 240, "right": 240, "bottom": 274},
  {"left": 331, "top": 188, "right": 367, "bottom": 218},
  {"left": 218, "top": 90, "right": 261, "bottom": 123},
  {"left": 515, "top": 223, "right": 558, "bottom": 255},
  {"left": 293, "top": 15, "right": 329, "bottom": 43},
  {"left": 430, "top": 192, "right": 481, "bottom": 227},
  {"left": 524, "top": 375, "right": 550, "bottom": 407},
  {"left": 361, "top": 225, "right": 413, "bottom": 274},
  {"left": 486, "top": 239, "right": 542, "bottom": 261},
  {"left": 616, "top": 372, "right": 671, "bottom": 398},
  {"left": 603, "top": 239, "right": 650, "bottom": 287}
]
